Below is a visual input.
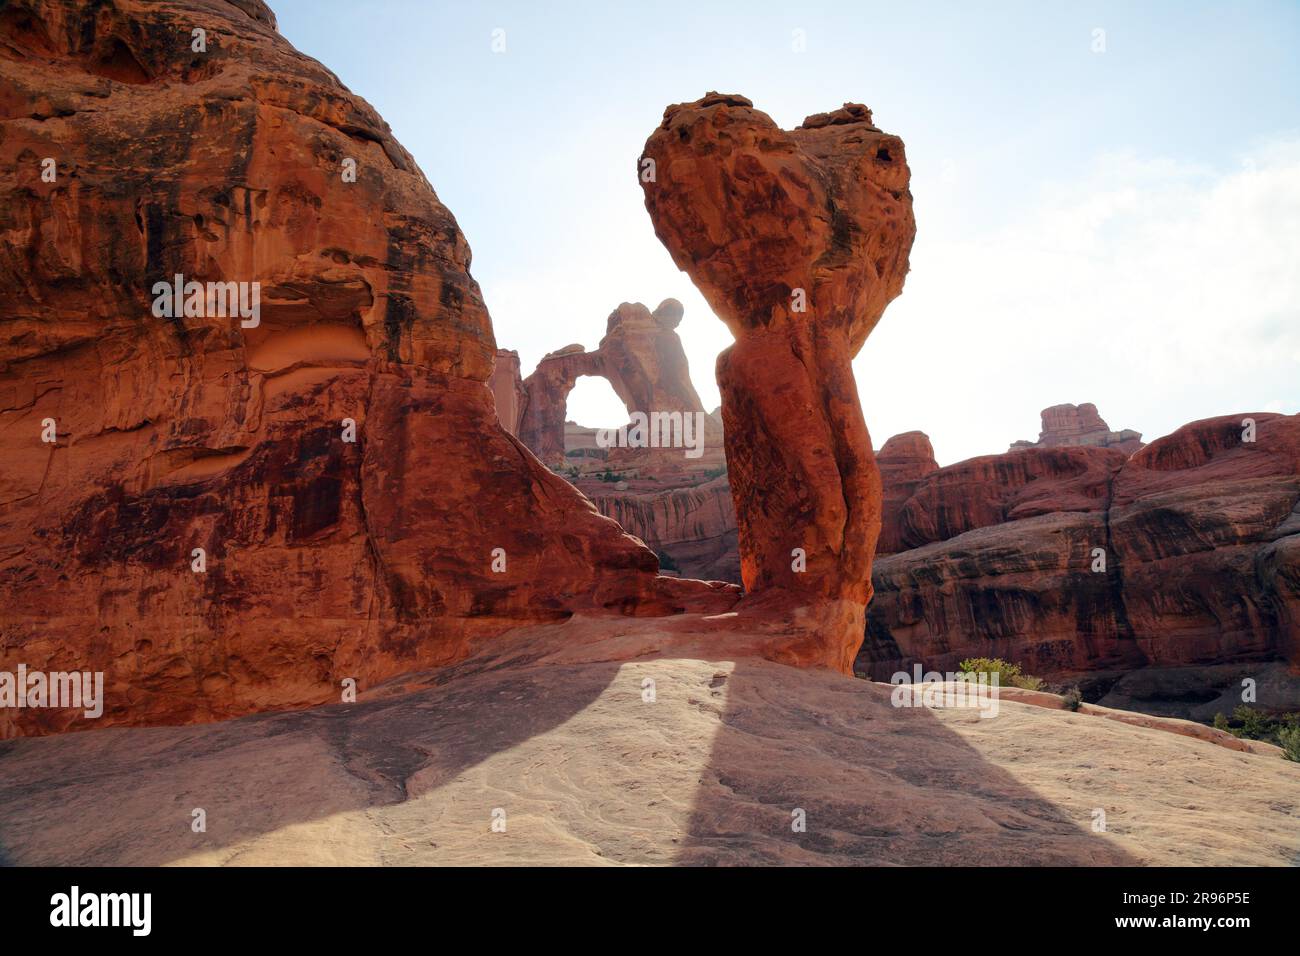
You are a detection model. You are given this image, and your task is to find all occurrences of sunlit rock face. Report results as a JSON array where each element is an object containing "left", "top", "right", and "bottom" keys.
[
  {"left": 0, "top": 0, "right": 728, "bottom": 736},
  {"left": 641, "top": 92, "right": 916, "bottom": 671},
  {"left": 861, "top": 413, "right": 1300, "bottom": 682}
]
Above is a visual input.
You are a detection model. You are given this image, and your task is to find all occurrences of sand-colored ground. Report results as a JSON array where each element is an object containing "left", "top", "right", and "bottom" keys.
[{"left": 1, "top": 615, "right": 1297, "bottom": 866}]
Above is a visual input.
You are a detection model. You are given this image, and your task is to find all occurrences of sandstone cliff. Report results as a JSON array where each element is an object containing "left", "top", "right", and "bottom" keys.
[
  {"left": 862, "top": 413, "right": 1300, "bottom": 683},
  {"left": 0, "top": 0, "right": 730, "bottom": 736}
]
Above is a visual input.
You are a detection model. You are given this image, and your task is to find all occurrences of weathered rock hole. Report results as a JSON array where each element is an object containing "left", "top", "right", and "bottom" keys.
[{"left": 90, "top": 37, "right": 151, "bottom": 84}]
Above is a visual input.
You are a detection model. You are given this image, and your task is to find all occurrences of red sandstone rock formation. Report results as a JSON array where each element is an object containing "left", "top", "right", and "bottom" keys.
[
  {"left": 861, "top": 413, "right": 1300, "bottom": 682},
  {"left": 488, "top": 349, "right": 526, "bottom": 435},
  {"left": 518, "top": 344, "right": 604, "bottom": 467},
  {"left": 1010, "top": 402, "right": 1143, "bottom": 455},
  {"left": 584, "top": 475, "right": 739, "bottom": 582},
  {"left": 0, "top": 0, "right": 734, "bottom": 736},
  {"left": 517, "top": 298, "right": 720, "bottom": 469},
  {"left": 640, "top": 93, "right": 915, "bottom": 671},
  {"left": 876, "top": 431, "right": 938, "bottom": 555},
  {"left": 894, "top": 445, "right": 1127, "bottom": 549}
]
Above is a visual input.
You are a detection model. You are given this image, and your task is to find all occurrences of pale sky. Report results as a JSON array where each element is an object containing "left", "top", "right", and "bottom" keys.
[{"left": 276, "top": 0, "right": 1300, "bottom": 465}]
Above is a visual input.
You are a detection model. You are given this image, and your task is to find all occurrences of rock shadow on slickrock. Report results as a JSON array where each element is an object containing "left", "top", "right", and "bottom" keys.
[
  {"left": 0, "top": 651, "right": 627, "bottom": 865},
  {"left": 671, "top": 659, "right": 1140, "bottom": 866}
]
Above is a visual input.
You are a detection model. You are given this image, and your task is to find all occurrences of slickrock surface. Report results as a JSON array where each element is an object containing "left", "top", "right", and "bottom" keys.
[
  {"left": 640, "top": 94, "right": 915, "bottom": 671},
  {"left": 1, "top": 618, "right": 1296, "bottom": 866},
  {"left": 518, "top": 299, "right": 721, "bottom": 470},
  {"left": 1010, "top": 403, "right": 1143, "bottom": 454},
  {"left": 0, "top": 0, "right": 730, "bottom": 736},
  {"left": 861, "top": 413, "right": 1300, "bottom": 681}
]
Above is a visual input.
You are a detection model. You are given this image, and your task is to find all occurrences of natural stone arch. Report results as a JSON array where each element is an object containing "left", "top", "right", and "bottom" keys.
[{"left": 518, "top": 298, "right": 715, "bottom": 468}]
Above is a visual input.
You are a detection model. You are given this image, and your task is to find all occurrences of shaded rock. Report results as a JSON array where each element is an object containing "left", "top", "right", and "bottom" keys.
[
  {"left": 876, "top": 431, "right": 938, "bottom": 555},
  {"left": 585, "top": 475, "right": 739, "bottom": 582},
  {"left": 2, "top": 618, "right": 1297, "bottom": 866}
]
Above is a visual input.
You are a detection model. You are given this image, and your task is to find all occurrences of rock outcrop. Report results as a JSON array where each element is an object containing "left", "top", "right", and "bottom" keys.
[
  {"left": 518, "top": 344, "right": 604, "bottom": 467},
  {"left": 1010, "top": 402, "right": 1143, "bottom": 454},
  {"left": 640, "top": 93, "right": 915, "bottom": 671},
  {"left": 0, "top": 0, "right": 732, "bottom": 736},
  {"left": 876, "top": 431, "right": 939, "bottom": 555},
  {"left": 488, "top": 348, "right": 526, "bottom": 435},
  {"left": 861, "top": 413, "right": 1300, "bottom": 684}
]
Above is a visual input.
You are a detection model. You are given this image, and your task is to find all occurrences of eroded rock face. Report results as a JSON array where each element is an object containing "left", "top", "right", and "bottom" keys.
[
  {"left": 861, "top": 413, "right": 1300, "bottom": 682},
  {"left": 0, "top": 0, "right": 729, "bottom": 736},
  {"left": 518, "top": 344, "right": 604, "bottom": 467},
  {"left": 584, "top": 475, "right": 739, "bottom": 582},
  {"left": 640, "top": 93, "right": 915, "bottom": 670},
  {"left": 1011, "top": 403, "right": 1143, "bottom": 455},
  {"left": 488, "top": 349, "right": 526, "bottom": 435}
]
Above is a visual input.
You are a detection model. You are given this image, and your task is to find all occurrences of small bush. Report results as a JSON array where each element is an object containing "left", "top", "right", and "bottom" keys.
[
  {"left": 1062, "top": 687, "right": 1083, "bottom": 712},
  {"left": 1234, "top": 705, "right": 1273, "bottom": 739},
  {"left": 956, "top": 657, "right": 1044, "bottom": 691},
  {"left": 1215, "top": 707, "right": 1300, "bottom": 756},
  {"left": 1279, "top": 726, "right": 1300, "bottom": 763}
]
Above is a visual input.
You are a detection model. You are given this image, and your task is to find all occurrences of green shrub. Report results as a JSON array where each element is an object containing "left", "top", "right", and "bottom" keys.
[
  {"left": 1215, "top": 707, "right": 1300, "bottom": 752},
  {"left": 1234, "top": 705, "right": 1273, "bottom": 740},
  {"left": 1062, "top": 687, "right": 1083, "bottom": 712},
  {"left": 956, "top": 657, "right": 1044, "bottom": 691},
  {"left": 1278, "top": 726, "right": 1300, "bottom": 763}
]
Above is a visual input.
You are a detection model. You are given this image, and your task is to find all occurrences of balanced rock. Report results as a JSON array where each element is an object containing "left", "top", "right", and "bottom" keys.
[{"left": 640, "top": 93, "right": 915, "bottom": 670}]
